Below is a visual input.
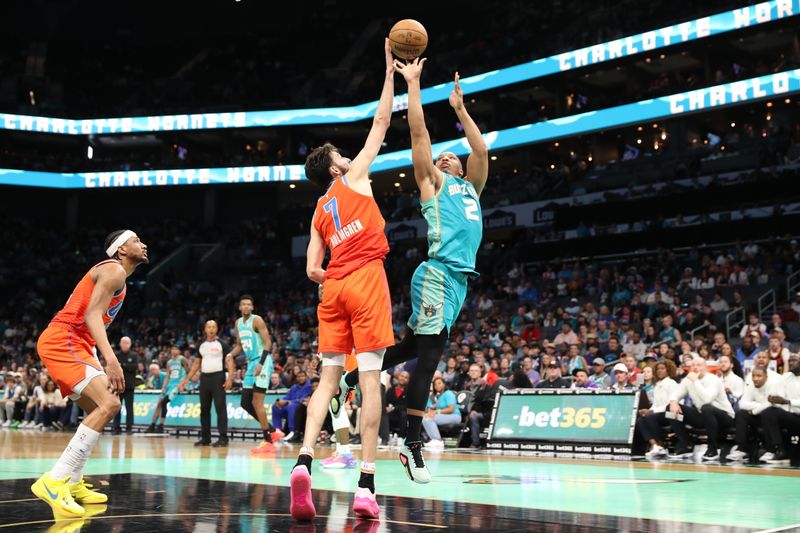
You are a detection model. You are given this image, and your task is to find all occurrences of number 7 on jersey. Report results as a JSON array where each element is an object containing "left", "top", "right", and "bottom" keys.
[{"left": 323, "top": 197, "right": 342, "bottom": 231}]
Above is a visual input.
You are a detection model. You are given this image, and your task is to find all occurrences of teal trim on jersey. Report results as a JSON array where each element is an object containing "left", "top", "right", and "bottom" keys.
[
  {"left": 407, "top": 260, "right": 468, "bottom": 335},
  {"left": 421, "top": 173, "right": 482, "bottom": 277},
  {"left": 237, "top": 315, "right": 264, "bottom": 361}
]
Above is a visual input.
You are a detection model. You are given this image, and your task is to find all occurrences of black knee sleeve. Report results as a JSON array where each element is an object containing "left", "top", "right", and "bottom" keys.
[
  {"left": 240, "top": 389, "right": 257, "bottom": 419},
  {"left": 406, "top": 329, "right": 448, "bottom": 412}
]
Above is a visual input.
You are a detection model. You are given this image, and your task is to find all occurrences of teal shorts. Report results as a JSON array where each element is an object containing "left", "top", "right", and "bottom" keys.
[
  {"left": 407, "top": 260, "right": 468, "bottom": 335},
  {"left": 243, "top": 356, "right": 272, "bottom": 389}
]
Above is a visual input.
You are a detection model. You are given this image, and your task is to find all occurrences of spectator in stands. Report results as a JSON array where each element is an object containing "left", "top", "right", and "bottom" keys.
[
  {"left": 385, "top": 370, "right": 409, "bottom": 438},
  {"left": 535, "top": 363, "right": 569, "bottom": 389},
  {"left": 736, "top": 335, "right": 760, "bottom": 369},
  {"left": 668, "top": 357, "right": 735, "bottom": 461},
  {"left": 271, "top": 370, "right": 311, "bottom": 442},
  {"left": 571, "top": 368, "right": 597, "bottom": 389},
  {"left": 726, "top": 367, "right": 779, "bottom": 463},
  {"left": 744, "top": 350, "right": 780, "bottom": 381},
  {"left": 611, "top": 363, "right": 635, "bottom": 391},
  {"left": 718, "top": 353, "right": 745, "bottom": 408},
  {"left": 269, "top": 372, "right": 283, "bottom": 390},
  {"left": 39, "top": 378, "right": 67, "bottom": 430},
  {"left": 709, "top": 292, "right": 730, "bottom": 313},
  {"left": 622, "top": 353, "right": 641, "bottom": 379},
  {"left": 442, "top": 357, "right": 459, "bottom": 388},
  {"left": 740, "top": 313, "right": 768, "bottom": 340},
  {"left": 589, "top": 358, "right": 611, "bottom": 388},
  {"left": 623, "top": 331, "right": 647, "bottom": 361},
  {"left": 291, "top": 376, "right": 320, "bottom": 444},
  {"left": 758, "top": 353, "right": 800, "bottom": 464},
  {"left": 710, "top": 332, "right": 727, "bottom": 356},
  {"left": 422, "top": 377, "right": 462, "bottom": 450},
  {"left": 566, "top": 344, "right": 587, "bottom": 375},
  {"left": 637, "top": 359, "right": 679, "bottom": 458},
  {"left": 603, "top": 337, "right": 622, "bottom": 363},
  {"left": 728, "top": 265, "right": 749, "bottom": 286},
  {"left": 0, "top": 374, "right": 23, "bottom": 428},
  {"left": 659, "top": 315, "right": 682, "bottom": 345},
  {"left": 765, "top": 334, "right": 790, "bottom": 374},
  {"left": 554, "top": 323, "right": 579, "bottom": 346},
  {"left": 521, "top": 356, "right": 540, "bottom": 385},
  {"left": 21, "top": 372, "right": 48, "bottom": 429},
  {"left": 467, "top": 367, "right": 496, "bottom": 449}
]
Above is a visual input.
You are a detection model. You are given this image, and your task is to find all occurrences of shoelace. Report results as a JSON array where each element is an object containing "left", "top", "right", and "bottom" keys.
[{"left": 406, "top": 442, "right": 426, "bottom": 468}]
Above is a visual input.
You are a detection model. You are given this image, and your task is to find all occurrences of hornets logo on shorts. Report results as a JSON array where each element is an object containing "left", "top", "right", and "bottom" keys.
[{"left": 423, "top": 302, "right": 443, "bottom": 317}]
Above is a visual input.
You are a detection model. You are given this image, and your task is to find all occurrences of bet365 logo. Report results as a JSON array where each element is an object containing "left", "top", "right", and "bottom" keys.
[{"left": 517, "top": 406, "right": 607, "bottom": 429}]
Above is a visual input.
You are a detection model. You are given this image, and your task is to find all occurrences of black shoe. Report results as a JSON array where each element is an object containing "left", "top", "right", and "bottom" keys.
[
  {"left": 194, "top": 439, "right": 211, "bottom": 446},
  {"left": 351, "top": 435, "right": 362, "bottom": 445},
  {"left": 112, "top": 428, "right": 121, "bottom": 435},
  {"left": 766, "top": 450, "right": 790, "bottom": 464},
  {"left": 702, "top": 448, "right": 720, "bottom": 461},
  {"left": 146, "top": 424, "right": 156, "bottom": 433},
  {"left": 155, "top": 424, "right": 164, "bottom": 434},
  {"left": 668, "top": 447, "right": 693, "bottom": 459},
  {"left": 287, "top": 433, "right": 303, "bottom": 444},
  {"left": 212, "top": 439, "right": 229, "bottom": 447}
]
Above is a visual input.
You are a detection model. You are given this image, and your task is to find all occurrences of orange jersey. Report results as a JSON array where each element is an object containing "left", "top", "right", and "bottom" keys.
[
  {"left": 49, "top": 259, "right": 127, "bottom": 344},
  {"left": 313, "top": 177, "right": 389, "bottom": 280}
]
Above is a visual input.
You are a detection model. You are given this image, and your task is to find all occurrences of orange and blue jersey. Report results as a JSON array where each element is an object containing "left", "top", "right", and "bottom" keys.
[
  {"left": 49, "top": 259, "right": 126, "bottom": 345},
  {"left": 313, "top": 176, "right": 389, "bottom": 280}
]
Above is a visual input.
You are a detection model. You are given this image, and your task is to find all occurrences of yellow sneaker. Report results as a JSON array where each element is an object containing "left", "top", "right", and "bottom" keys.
[
  {"left": 69, "top": 478, "right": 108, "bottom": 504},
  {"left": 31, "top": 473, "right": 85, "bottom": 517}
]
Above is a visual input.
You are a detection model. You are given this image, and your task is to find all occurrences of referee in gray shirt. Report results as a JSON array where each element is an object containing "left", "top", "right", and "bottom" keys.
[{"left": 179, "top": 320, "right": 234, "bottom": 447}]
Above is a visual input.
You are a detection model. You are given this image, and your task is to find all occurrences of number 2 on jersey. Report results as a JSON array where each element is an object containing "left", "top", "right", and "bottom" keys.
[
  {"left": 463, "top": 197, "right": 480, "bottom": 221},
  {"left": 323, "top": 197, "right": 342, "bottom": 231}
]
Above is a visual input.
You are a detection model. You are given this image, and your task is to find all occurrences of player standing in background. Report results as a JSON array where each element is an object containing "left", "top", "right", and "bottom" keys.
[
  {"left": 289, "top": 39, "right": 396, "bottom": 522},
  {"left": 31, "top": 230, "right": 149, "bottom": 517},
  {"left": 146, "top": 345, "right": 189, "bottom": 433},
  {"left": 334, "top": 63, "right": 488, "bottom": 483},
  {"left": 228, "top": 294, "right": 279, "bottom": 454}
]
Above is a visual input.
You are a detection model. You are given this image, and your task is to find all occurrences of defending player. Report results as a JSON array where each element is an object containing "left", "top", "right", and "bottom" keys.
[
  {"left": 31, "top": 230, "right": 149, "bottom": 517},
  {"left": 333, "top": 63, "right": 488, "bottom": 483},
  {"left": 289, "top": 39, "right": 396, "bottom": 521},
  {"left": 146, "top": 345, "right": 190, "bottom": 433},
  {"left": 228, "top": 294, "right": 278, "bottom": 454}
]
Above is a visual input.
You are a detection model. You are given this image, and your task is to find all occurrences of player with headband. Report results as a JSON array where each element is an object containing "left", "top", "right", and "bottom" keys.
[{"left": 31, "top": 230, "right": 149, "bottom": 517}]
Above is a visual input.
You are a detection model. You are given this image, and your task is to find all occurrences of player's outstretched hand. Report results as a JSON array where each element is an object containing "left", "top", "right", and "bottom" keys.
[
  {"left": 106, "top": 360, "right": 125, "bottom": 393},
  {"left": 224, "top": 379, "right": 233, "bottom": 392},
  {"left": 384, "top": 38, "right": 395, "bottom": 74},
  {"left": 393, "top": 57, "right": 426, "bottom": 82},
  {"left": 448, "top": 72, "right": 464, "bottom": 111}
]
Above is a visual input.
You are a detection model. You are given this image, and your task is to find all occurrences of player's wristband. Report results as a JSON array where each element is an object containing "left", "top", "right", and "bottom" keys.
[{"left": 259, "top": 350, "right": 270, "bottom": 366}]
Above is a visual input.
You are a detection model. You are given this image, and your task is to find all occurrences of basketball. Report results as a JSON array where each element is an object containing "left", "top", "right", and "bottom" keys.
[{"left": 388, "top": 19, "right": 428, "bottom": 60}]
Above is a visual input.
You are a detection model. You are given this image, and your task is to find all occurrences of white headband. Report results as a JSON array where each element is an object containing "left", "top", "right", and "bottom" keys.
[{"left": 106, "top": 230, "right": 136, "bottom": 258}]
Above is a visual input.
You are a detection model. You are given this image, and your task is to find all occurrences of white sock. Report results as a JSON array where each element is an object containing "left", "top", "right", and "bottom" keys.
[
  {"left": 49, "top": 423, "right": 100, "bottom": 483},
  {"left": 337, "top": 443, "right": 351, "bottom": 455}
]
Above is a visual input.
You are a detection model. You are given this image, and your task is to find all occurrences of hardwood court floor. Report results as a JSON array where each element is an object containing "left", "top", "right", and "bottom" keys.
[{"left": 1, "top": 430, "right": 799, "bottom": 532}]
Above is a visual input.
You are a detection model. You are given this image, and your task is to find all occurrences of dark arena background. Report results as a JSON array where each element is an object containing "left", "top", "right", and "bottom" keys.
[{"left": 1, "top": 1, "right": 800, "bottom": 531}]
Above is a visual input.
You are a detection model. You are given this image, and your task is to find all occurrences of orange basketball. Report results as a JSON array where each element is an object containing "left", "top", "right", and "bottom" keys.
[{"left": 388, "top": 19, "right": 428, "bottom": 60}]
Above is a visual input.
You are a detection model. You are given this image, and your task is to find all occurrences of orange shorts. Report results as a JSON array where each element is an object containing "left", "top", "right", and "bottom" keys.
[
  {"left": 37, "top": 325, "right": 105, "bottom": 399},
  {"left": 344, "top": 352, "right": 358, "bottom": 372},
  {"left": 318, "top": 259, "right": 394, "bottom": 354}
]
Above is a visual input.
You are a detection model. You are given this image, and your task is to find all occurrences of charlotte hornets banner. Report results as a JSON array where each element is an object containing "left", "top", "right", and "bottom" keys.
[{"left": 0, "top": 1, "right": 795, "bottom": 135}]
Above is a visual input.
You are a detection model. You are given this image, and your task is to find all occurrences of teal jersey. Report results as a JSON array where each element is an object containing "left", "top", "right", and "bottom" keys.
[
  {"left": 166, "top": 356, "right": 186, "bottom": 385},
  {"left": 237, "top": 315, "right": 264, "bottom": 362},
  {"left": 422, "top": 173, "right": 483, "bottom": 276}
]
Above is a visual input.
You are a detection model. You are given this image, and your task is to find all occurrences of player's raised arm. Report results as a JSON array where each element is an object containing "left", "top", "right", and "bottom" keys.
[
  {"left": 306, "top": 218, "right": 327, "bottom": 285},
  {"left": 84, "top": 262, "right": 127, "bottom": 392},
  {"left": 348, "top": 39, "right": 396, "bottom": 182},
  {"left": 394, "top": 58, "right": 439, "bottom": 202},
  {"left": 449, "top": 72, "right": 489, "bottom": 196}
]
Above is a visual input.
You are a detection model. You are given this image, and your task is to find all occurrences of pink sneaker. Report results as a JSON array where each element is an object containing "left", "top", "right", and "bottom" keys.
[
  {"left": 320, "top": 453, "right": 357, "bottom": 469},
  {"left": 352, "top": 487, "right": 380, "bottom": 519},
  {"left": 290, "top": 466, "right": 316, "bottom": 521}
]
